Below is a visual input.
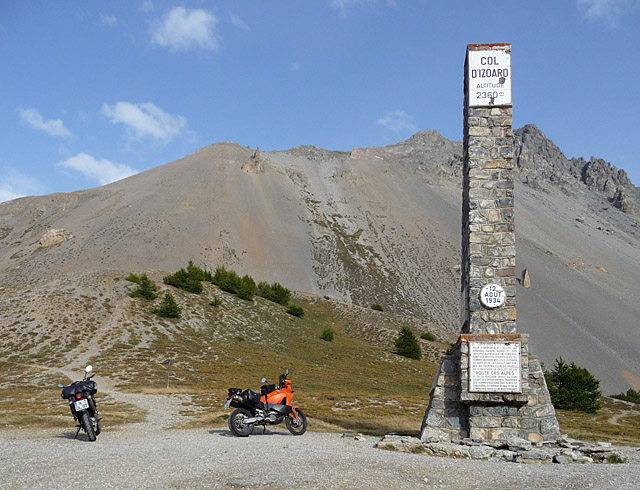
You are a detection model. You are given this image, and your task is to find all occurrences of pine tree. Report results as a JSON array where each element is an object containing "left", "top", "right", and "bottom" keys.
[
  {"left": 219, "top": 270, "right": 241, "bottom": 294},
  {"left": 237, "top": 275, "right": 256, "bottom": 301},
  {"left": 131, "top": 273, "right": 157, "bottom": 300},
  {"left": 395, "top": 326, "right": 422, "bottom": 360},
  {"left": 186, "top": 260, "right": 206, "bottom": 281},
  {"left": 153, "top": 292, "right": 182, "bottom": 318},
  {"left": 258, "top": 281, "right": 290, "bottom": 305},
  {"left": 164, "top": 268, "right": 202, "bottom": 294},
  {"left": 545, "top": 358, "right": 601, "bottom": 413},
  {"left": 212, "top": 266, "right": 228, "bottom": 286},
  {"left": 269, "top": 282, "right": 290, "bottom": 305}
]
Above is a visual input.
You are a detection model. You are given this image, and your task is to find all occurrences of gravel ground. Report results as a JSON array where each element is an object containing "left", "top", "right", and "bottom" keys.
[{"left": 1, "top": 426, "right": 639, "bottom": 489}]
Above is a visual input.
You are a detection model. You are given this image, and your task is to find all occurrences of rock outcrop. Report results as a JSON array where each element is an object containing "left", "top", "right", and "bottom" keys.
[
  {"left": 241, "top": 148, "right": 267, "bottom": 174},
  {"left": 514, "top": 124, "right": 638, "bottom": 214},
  {"left": 38, "top": 229, "right": 73, "bottom": 247}
]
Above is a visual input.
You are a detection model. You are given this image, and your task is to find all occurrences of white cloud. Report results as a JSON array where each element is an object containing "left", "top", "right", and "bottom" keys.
[
  {"left": 577, "top": 0, "right": 639, "bottom": 27},
  {"left": 57, "top": 153, "right": 138, "bottom": 186},
  {"left": 376, "top": 110, "right": 417, "bottom": 134},
  {"left": 151, "top": 6, "right": 219, "bottom": 52},
  {"left": 0, "top": 186, "right": 24, "bottom": 203},
  {"left": 101, "top": 13, "right": 118, "bottom": 27},
  {"left": 19, "top": 108, "right": 72, "bottom": 138},
  {"left": 101, "top": 101, "right": 187, "bottom": 143},
  {"left": 230, "top": 14, "right": 249, "bottom": 31}
]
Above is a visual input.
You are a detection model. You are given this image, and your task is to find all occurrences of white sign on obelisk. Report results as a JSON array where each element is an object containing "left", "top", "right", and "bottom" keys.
[{"left": 468, "top": 49, "right": 511, "bottom": 107}]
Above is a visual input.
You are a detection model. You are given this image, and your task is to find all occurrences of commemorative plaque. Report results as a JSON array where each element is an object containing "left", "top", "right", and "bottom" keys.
[
  {"left": 480, "top": 283, "right": 505, "bottom": 308},
  {"left": 469, "top": 341, "right": 521, "bottom": 393}
]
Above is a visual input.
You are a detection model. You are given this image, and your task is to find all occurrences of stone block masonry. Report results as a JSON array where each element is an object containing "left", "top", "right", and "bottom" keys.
[
  {"left": 462, "top": 104, "right": 516, "bottom": 334},
  {"left": 421, "top": 43, "right": 560, "bottom": 443}
]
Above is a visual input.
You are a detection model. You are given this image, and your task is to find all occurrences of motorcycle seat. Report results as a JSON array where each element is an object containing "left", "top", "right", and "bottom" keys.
[{"left": 242, "top": 389, "right": 262, "bottom": 405}]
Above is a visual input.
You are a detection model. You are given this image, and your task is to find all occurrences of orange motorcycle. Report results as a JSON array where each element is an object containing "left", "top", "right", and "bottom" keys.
[{"left": 224, "top": 369, "right": 307, "bottom": 437}]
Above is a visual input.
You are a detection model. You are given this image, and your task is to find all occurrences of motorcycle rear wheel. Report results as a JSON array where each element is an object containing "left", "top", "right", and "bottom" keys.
[
  {"left": 228, "top": 408, "right": 253, "bottom": 437},
  {"left": 285, "top": 408, "right": 307, "bottom": 436},
  {"left": 81, "top": 412, "right": 97, "bottom": 442}
]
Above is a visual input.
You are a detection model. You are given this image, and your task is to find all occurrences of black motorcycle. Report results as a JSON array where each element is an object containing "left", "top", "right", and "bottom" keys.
[{"left": 58, "top": 365, "right": 101, "bottom": 441}]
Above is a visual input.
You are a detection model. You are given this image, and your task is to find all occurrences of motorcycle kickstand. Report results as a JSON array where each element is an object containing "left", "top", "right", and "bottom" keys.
[{"left": 74, "top": 424, "right": 81, "bottom": 439}]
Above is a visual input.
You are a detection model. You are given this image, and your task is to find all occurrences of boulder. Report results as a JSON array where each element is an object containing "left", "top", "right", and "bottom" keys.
[{"left": 522, "top": 268, "right": 531, "bottom": 288}]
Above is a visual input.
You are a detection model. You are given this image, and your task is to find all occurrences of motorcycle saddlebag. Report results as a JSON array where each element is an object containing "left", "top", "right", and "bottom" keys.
[
  {"left": 261, "top": 384, "right": 276, "bottom": 395},
  {"left": 61, "top": 380, "right": 97, "bottom": 399},
  {"left": 84, "top": 380, "right": 98, "bottom": 395}
]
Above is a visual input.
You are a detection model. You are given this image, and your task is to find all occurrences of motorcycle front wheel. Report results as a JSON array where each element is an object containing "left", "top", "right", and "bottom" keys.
[
  {"left": 81, "top": 412, "right": 97, "bottom": 442},
  {"left": 228, "top": 408, "right": 253, "bottom": 437},
  {"left": 285, "top": 408, "right": 307, "bottom": 436}
]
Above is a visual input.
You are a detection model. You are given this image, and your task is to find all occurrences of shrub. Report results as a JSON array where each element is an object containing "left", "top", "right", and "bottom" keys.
[
  {"left": 611, "top": 388, "right": 640, "bottom": 405},
  {"left": 394, "top": 326, "right": 422, "bottom": 360},
  {"left": 153, "top": 292, "right": 182, "bottom": 318},
  {"left": 420, "top": 331, "right": 436, "bottom": 342},
  {"left": 210, "top": 295, "right": 222, "bottom": 307},
  {"left": 125, "top": 273, "right": 141, "bottom": 283},
  {"left": 287, "top": 305, "right": 304, "bottom": 317},
  {"left": 545, "top": 358, "right": 601, "bottom": 413},
  {"left": 129, "top": 273, "right": 157, "bottom": 300},
  {"left": 371, "top": 303, "right": 384, "bottom": 312},
  {"left": 606, "top": 453, "right": 626, "bottom": 464},
  {"left": 320, "top": 327, "right": 335, "bottom": 342}
]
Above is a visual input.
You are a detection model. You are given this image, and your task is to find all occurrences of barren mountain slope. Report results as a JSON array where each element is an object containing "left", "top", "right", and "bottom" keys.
[
  {"left": 0, "top": 127, "right": 639, "bottom": 393},
  {"left": 0, "top": 133, "right": 463, "bottom": 327}
]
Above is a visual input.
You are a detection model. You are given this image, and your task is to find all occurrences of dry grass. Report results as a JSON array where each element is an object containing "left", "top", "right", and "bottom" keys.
[
  {"left": 2, "top": 273, "right": 639, "bottom": 442},
  {"left": 64, "top": 280, "right": 444, "bottom": 435},
  {"left": 0, "top": 360, "right": 147, "bottom": 429},
  {"left": 556, "top": 397, "right": 640, "bottom": 446}
]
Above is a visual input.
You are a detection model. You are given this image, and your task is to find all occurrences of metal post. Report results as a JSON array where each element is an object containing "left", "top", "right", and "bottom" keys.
[{"left": 161, "top": 359, "right": 171, "bottom": 390}]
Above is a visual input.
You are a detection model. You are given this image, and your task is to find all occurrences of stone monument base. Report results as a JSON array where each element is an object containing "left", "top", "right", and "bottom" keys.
[{"left": 420, "top": 335, "right": 561, "bottom": 443}]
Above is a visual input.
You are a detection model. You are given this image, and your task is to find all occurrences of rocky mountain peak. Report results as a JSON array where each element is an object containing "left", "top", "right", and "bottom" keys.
[
  {"left": 574, "top": 156, "right": 633, "bottom": 193},
  {"left": 404, "top": 129, "right": 449, "bottom": 147},
  {"left": 514, "top": 124, "right": 569, "bottom": 175},
  {"left": 514, "top": 125, "right": 638, "bottom": 214}
]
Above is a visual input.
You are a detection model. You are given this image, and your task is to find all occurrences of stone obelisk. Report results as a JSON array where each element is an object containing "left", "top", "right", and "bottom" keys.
[{"left": 420, "top": 43, "right": 561, "bottom": 442}]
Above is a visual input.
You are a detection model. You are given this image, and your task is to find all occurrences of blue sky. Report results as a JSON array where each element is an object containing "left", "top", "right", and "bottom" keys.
[{"left": 1, "top": 1, "right": 639, "bottom": 202}]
